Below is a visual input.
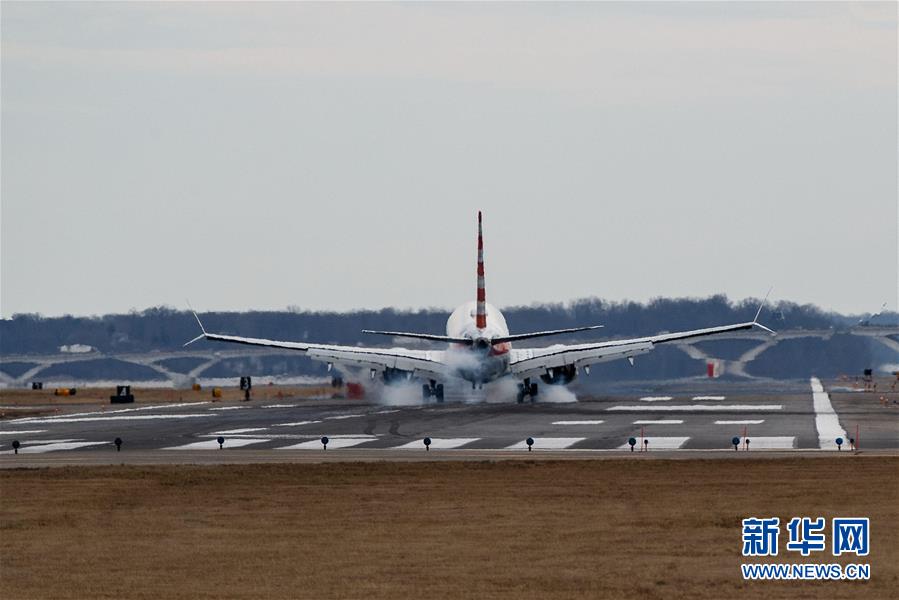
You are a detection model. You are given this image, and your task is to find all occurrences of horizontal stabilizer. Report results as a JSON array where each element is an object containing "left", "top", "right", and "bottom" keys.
[
  {"left": 362, "top": 330, "right": 473, "bottom": 344},
  {"left": 492, "top": 325, "right": 603, "bottom": 344}
]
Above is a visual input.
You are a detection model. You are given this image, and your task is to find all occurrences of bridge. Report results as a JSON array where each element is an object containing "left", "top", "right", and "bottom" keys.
[{"left": 1, "top": 326, "right": 896, "bottom": 387}]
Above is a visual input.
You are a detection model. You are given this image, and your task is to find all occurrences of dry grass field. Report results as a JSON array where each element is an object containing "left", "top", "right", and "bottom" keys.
[
  {"left": 0, "top": 385, "right": 341, "bottom": 419},
  {"left": 1, "top": 457, "right": 897, "bottom": 600}
]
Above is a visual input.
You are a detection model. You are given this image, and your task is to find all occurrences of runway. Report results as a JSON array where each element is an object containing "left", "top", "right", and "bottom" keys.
[{"left": 2, "top": 377, "right": 897, "bottom": 467}]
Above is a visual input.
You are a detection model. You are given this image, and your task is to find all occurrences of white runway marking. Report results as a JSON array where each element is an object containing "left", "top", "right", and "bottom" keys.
[
  {"left": 639, "top": 396, "right": 673, "bottom": 402},
  {"left": 552, "top": 420, "right": 605, "bottom": 425},
  {"left": 1, "top": 441, "right": 108, "bottom": 454},
  {"left": 16, "top": 414, "right": 214, "bottom": 424},
  {"left": 8, "top": 403, "right": 211, "bottom": 423},
  {"left": 692, "top": 396, "right": 726, "bottom": 401},
  {"left": 21, "top": 439, "right": 82, "bottom": 444},
  {"left": 262, "top": 404, "right": 296, "bottom": 408},
  {"left": 164, "top": 438, "right": 270, "bottom": 450},
  {"left": 715, "top": 420, "right": 765, "bottom": 425},
  {"left": 810, "top": 377, "right": 847, "bottom": 450},
  {"left": 209, "top": 406, "right": 249, "bottom": 411},
  {"left": 278, "top": 437, "right": 375, "bottom": 450},
  {"left": 618, "top": 436, "right": 689, "bottom": 450},
  {"left": 211, "top": 428, "right": 267, "bottom": 434},
  {"left": 633, "top": 420, "right": 684, "bottom": 425},
  {"left": 273, "top": 420, "right": 322, "bottom": 427},
  {"left": 40, "top": 402, "right": 210, "bottom": 419},
  {"left": 395, "top": 438, "right": 479, "bottom": 450},
  {"left": 373, "top": 409, "right": 400, "bottom": 415},
  {"left": 506, "top": 437, "right": 585, "bottom": 450},
  {"left": 608, "top": 405, "right": 782, "bottom": 412},
  {"left": 0, "top": 430, "right": 47, "bottom": 436},
  {"left": 743, "top": 436, "right": 796, "bottom": 450},
  {"left": 326, "top": 414, "right": 364, "bottom": 420}
]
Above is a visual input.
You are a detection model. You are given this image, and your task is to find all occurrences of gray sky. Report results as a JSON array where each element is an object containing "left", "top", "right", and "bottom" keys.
[{"left": 2, "top": 2, "right": 896, "bottom": 318}]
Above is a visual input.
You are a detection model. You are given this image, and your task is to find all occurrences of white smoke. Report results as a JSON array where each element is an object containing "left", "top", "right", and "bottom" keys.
[
  {"left": 377, "top": 380, "right": 424, "bottom": 406},
  {"left": 537, "top": 384, "right": 578, "bottom": 403}
]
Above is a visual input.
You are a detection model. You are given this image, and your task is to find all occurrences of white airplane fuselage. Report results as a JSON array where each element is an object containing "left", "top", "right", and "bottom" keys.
[{"left": 445, "top": 300, "right": 511, "bottom": 384}]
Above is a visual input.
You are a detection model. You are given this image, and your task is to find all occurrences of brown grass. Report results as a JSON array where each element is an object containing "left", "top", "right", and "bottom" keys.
[
  {"left": 0, "top": 385, "right": 343, "bottom": 416},
  {"left": 1, "top": 458, "right": 897, "bottom": 600}
]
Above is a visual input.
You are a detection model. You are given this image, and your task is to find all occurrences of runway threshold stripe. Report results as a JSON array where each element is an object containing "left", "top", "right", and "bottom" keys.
[
  {"left": 617, "top": 436, "right": 689, "bottom": 450},
  {"left": 715, "top": 420, "right": 764, "bottom": 425},
  {"left": 608, "top": 405, "right": 782, "bottom": 412},
  {"left": 552, "top": 420, "right": 605, "bottom": 425},
  {"left": 278, "top": 437, "right": 376, "bottom": 450},
  {"left": 810, "top": 377, "right": 847, "bottom": 450},
  {"left": 505, "top": 438, "right": 585, "bottom": 450},
  {"left": 742, "top": 436, "right": 796, "bottom": 450},
  {"left": 394, "top": 438, "right": 480, "bottom": 450},
  {"left": 1, "top": 441, "right": 109, "bottom": 454},
  {"left": 164, "top": 438, "right": 271, "bottom": 450},
  {"left": 633, "top": 420, "right": 684, "bottom": 425}
]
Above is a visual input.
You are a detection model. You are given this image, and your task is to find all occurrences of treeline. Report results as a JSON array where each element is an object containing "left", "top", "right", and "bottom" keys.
[{"left": 0, "top": 295, "right": 855, "bottom": 355}]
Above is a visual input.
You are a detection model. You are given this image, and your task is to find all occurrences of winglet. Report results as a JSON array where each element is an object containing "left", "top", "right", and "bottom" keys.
[
  {"left": 184, "top": 301, "right": 208, "bottom": 346},
  {"left": 753, "top": 286, "right": 773, "bottom": 323},
  {"left": 752, "top": 287, "right": 776, "bottom": 335}
]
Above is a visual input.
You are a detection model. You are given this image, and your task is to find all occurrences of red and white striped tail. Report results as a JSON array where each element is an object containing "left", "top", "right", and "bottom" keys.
[{"left": 476, "top": 211, "right": 487, "bottom": 329}]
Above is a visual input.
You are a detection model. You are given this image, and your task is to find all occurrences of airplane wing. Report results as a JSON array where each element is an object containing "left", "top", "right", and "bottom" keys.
[
  {"left": 509, "top": 320, "right": 773, "bottom": 380},
  {"left": 185, "top": 319, "right": 448, "bottom": 381}
]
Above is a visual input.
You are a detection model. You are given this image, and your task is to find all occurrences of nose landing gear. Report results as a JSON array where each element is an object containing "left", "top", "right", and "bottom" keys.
[
  {"left": 516, "top": 379, "right": 539, "bottom": 403},
  {"left": 422, "top": 381, "right": 445, "bottom": 403}
]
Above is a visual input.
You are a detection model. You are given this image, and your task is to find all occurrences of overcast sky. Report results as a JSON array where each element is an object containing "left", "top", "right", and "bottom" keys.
[{"left": 2, "top": 2, "right": 896, "bottom": 318}]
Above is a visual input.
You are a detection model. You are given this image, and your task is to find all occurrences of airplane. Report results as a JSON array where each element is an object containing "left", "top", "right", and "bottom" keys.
[{"left": 187, "top": 212, "right": 774, "bottom": 403}]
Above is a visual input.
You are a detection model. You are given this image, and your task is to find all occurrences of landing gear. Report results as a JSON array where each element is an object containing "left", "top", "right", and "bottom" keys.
[
  {"left": 422, "top": 381, "right": 445, "bottom": 403},
  {"left": 517, "top": 379, "right": 539, "bottom": 403}
]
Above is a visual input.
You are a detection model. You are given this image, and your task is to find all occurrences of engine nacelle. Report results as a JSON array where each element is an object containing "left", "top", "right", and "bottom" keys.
[{"left": 540, "top": 364, "right": 578, "bottom": 385}]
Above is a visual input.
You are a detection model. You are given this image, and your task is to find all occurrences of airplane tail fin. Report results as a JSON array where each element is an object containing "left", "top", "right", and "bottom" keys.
[{"left": 476, "top": 211, "right": 487, "bottom": 329}]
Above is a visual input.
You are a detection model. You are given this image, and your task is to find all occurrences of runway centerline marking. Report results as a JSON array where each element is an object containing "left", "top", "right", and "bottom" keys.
[
  {"left": 210, "top": 428, "right": 268, "bottom": 434},
  {"left": 552, "top": 420, "right": 605, "bottom": 425},
  {"left": 810, "top": 377, "right": 847, "bottom": 450},
  {"left": 639, "top": 396, "right": 673, "bottom": 402},
  {"left": 618, "top": 436, "right": 689, "bottom": 450},
  {"left": 715, "top": 420, "right": 764, "bottom": 425},
  {"left": 395, "top": 438, "right": 480, "bottom": 450},
  {"left": 692, "top": 396, "right": 726, "bottom": 401},
  {"left": 608, "top": 405, "right": 782, "bottom": 412},
  {"left": 0, "top": 430, "right": 47, "bottom": 436},
  {"left": 325, "top": 414, "right": 364, "bottom": 420},
  {"left": 14, "top": 414, "right": 215, "bottom": 424},
  {"left": 633, "top": 420, "right": 684, "bottom": 425},
  {"left": 273, "top": 420, "right": 322, "bottom": 427}
]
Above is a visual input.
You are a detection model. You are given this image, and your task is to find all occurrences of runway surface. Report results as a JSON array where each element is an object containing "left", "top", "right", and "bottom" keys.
[{"left": 2, "top": 377, "right": 897, "bottom": 466}]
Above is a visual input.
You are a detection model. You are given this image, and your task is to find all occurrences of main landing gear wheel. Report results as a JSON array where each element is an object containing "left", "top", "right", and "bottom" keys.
[
  {"left": 422, "top": 382, "right": 445, "bottom": 403},
  {"left": 517, "top": 381, "right": 539, "bottom": 403}
]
